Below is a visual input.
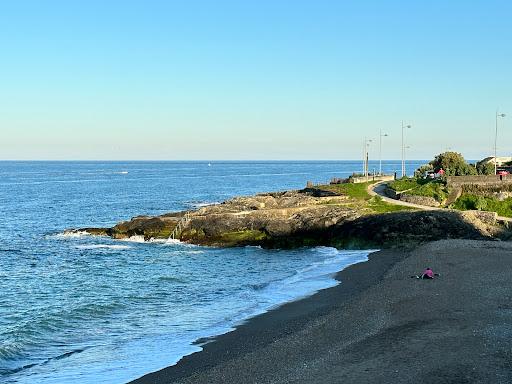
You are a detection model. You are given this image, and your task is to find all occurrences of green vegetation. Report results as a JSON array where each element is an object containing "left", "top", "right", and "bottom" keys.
[
  {"left": 416, "top": 151, "right": 492, "bottom": 177},
  {"left": 388, "top": 178, "right": 424, "bottom": 192},
  {"left": 367, "top": 196, "right": 416, "bottom": 213},
  {"left": 476, "top": 161, "right": 495, "bottom": 175},
  {"left": 319, "top": 182, "right": 373, "bottom": 200},
  {"left": 410, "top": 181, "right": 448, "bottom": 202},
  {"left": 388, "top": 177, "right": 449, "bottom": 203},
  {"left": 316, "top": 182, "right": 415, "bottom": 213},
  {"left": 429, "top": 151, "right": 477, "bottom": 176},
  {"left": 452, "top": 193, "right": 512, "bottom": 217},
  {"left": 219, "top": 230, "right": 268, "bottom": 245}
]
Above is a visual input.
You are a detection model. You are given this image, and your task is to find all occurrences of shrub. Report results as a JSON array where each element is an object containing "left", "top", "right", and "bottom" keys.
[
  {"left": 429, "top": 152, "right": 477, "bottom": 176},
  {"left": 416, "top": 151, "right": 477, "bottom": 176},
  {"left": 453, "top": 193, "right": 512, "bottom": 217},
  {"left": 388, "top": 177, "right": 448, "bottom": 202},
  {"left": 475, "top": 196, "right": 487, "bottom": 210},
  {"left": 476, "top": 161, "right": 495, "bottom": 175}
]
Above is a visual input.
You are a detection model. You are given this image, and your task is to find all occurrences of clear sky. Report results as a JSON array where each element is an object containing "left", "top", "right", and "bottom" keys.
[{"left": 1, "top": 0, "right": 511, "bottom": 160}]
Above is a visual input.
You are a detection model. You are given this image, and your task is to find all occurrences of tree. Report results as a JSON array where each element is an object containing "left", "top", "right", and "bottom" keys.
[
  {"left": 476, "top": 161, "right": 495, "bottom": 175},
  {"left": 428, "top": 152, "right": 477, "bottom": 176}
]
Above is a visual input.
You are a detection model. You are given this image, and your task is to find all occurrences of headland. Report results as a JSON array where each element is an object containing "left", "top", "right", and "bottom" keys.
[{"left": 68, "top": 181, "right": 511, "bottom": 249}]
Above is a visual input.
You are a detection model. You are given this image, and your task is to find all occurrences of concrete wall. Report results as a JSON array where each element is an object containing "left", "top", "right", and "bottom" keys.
[{"left": 350, "top": 175, "right": 395, "bottom": 184}]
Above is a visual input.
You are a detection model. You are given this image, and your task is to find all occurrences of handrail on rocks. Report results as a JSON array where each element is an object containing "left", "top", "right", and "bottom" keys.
[{"left": 168, "top": 212, "right": 191, "bottom": 240}]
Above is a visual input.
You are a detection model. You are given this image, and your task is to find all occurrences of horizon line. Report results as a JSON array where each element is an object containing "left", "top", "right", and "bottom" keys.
[{"left": 0, "top": 158, "right": 477, "bottom": 162}]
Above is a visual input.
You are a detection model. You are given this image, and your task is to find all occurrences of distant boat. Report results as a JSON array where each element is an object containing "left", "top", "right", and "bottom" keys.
[
  {"left": 208, "top": 163, "right": 212, "bottom": 167},
  {"left": 120, "top": 171, "right": 129, "bottom": 174}
]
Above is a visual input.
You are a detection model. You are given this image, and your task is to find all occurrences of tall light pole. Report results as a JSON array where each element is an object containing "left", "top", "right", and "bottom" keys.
[
  {"left": 494, "top": 110, "right": 506, "bottom": 175},
  {"left": 363, "top": 138, "right": 372, "bottom": 181},
  {"left": 401, "top": 121, "right": 412, "bottom": 178},
  {"left": 379, "top": 129, "right": 389, "bottom": 176}
]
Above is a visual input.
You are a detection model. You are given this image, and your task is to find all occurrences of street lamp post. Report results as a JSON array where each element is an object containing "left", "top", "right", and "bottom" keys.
[
  {"left": 379, "top": 129, "right": 389, "bottom": 176},
  {"left": 401, "top": 121, "right": 412, "bottom": 178},
  {"left": 363, "top": 138, "right": 372, "bottom": 182},
  {"left": 494, "top": 110, "right": 506, "bottom": 175}
]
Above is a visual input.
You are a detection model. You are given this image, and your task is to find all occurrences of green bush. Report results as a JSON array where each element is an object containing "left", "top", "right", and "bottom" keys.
[
  {"left": 474, "top": 196, "right": 488, "bottom": 210},
  {"left": 388, "top": 178, "right": 448, "bottom": 203},
  {"left": 413, "top": 182, "right": 448, "bottom": 202},
  {"left": 416, "top": 151, "right": 477, "bottom": 177},
  {"left": 453, "top": 193, "right": 512, "bottom": 217},
  {"left": 476, "top": 161, "right": 495, "bottom": 175},
  {"left": 388, "top": 177, "right": 424, "bottom": 192}
]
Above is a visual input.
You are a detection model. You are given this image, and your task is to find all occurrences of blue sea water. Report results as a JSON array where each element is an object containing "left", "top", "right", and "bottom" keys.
[{"left": 0, "top": 160, "right": 424, "bottom": 384}]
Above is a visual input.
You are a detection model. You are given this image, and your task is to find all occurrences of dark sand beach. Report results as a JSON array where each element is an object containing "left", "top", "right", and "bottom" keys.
[{"left": 130, "top": 240, "right": 512, "bottom": 384}]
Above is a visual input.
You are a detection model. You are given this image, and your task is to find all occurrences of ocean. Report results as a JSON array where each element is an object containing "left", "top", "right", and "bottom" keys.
[{"left": 0, "top": 160, "right": 424, "bottom": 384}]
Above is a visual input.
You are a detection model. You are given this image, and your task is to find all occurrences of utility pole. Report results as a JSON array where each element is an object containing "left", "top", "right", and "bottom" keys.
[
  {"left": 363, "top": 137, "right": 372, "bottom": 181},
  {"left": 401, "top": 121, "right": 411, "bottom": 178},
  {"left": 379, "top": 129, "right": 388, "bottom": 176},
  {"left": 495, "top": 110, "right": 506, "bottom": 175}
]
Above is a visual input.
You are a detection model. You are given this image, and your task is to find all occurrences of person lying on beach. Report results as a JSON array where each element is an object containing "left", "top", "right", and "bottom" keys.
[
  {"left": 411, "top": 267, "right": 439, "bottom": 279},
  {"left": 421, "top": 267, "right": 434, "bottom": 279}
]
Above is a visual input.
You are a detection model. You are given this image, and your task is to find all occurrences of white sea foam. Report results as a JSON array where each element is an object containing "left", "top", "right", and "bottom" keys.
[
  {"left": 182, "top": 250, "right": 205, "bottom": 254},
  {"left": 163, "top": 238, "right": 183, "bottom": 245},
  {"left": 183, "top": 201, "right": 219, "bottom": 209},
  {"left": 75, "top": 244, "right": 132, "bottom": 250},
  {"left": 254, "top": 248, "right": 373, "bottom": 305},
  {"left": 52, "top": 231, "right": 92, "bottom": 239},
  {"left": 119, "top": 235, "right": 146, "bottom": 243}
]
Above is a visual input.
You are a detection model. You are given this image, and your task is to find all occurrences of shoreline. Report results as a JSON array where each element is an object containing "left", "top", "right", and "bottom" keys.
[
  {"left": 130, "top": 239, "right": 512, "bottom": 384},
  {"left": 129, "top": 247, "right": 406, "bottom": 384}
]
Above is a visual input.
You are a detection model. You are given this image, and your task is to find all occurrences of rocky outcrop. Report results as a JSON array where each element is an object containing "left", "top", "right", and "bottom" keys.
[
  {"left": 67, "top": 188, "right": 510, "bottom": 249},
  {"left": 328, "top": 210, "right": 500, "bottom": 249}
]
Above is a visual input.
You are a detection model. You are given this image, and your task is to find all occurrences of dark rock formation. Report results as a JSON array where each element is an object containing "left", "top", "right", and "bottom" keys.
[{"left": 66, "top": 188, "right": 509, "bottom": 249}]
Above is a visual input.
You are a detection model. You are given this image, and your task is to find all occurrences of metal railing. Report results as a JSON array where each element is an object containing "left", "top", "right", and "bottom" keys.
[{"left": 168, "top": 212, "right": 191, "bottom": 240}]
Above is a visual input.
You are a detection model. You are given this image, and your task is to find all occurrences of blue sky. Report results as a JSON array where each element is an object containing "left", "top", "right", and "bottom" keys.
[{"left": 0, "top": 0, "right": 511, "bottom": 160}]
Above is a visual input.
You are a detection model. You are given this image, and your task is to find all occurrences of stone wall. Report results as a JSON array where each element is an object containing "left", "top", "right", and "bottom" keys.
[
  {"left": 399, "top": 194, "right": 441, "bottom": 207},
  {"left": 446, "top": 175, "right": 512, "bottom": 188}
]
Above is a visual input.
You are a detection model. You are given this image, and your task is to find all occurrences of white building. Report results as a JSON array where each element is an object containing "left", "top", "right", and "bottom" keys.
[{"left": 479, "top": 156, "right": 512, "bottom": 167}]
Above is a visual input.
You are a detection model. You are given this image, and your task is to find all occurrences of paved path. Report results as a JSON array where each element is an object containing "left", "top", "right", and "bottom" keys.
[
  {"left": 368, "top": 181, "right": 512, "bottom": 223},
  {"left": 367, "top": 182, "right": 440, "bottom": 211}
]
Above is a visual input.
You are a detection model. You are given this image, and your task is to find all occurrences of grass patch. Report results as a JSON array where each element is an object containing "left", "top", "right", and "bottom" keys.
[
  {"left": 388, "top": 178, "right": 424, "bottom": 192},
  {"left": 313, "top": 182, "right": 416, "bottom": 213},
  {"left": 410, "top": 182, "right": 448, "bottom": 202},
  {"left": 367, "top": 196, "right": 417, "bottom": 213},
  {"left": 452, "top": 193, "right": 512, "bottom": 217},
  {"left": 388, "top": 177, "right": 448, "bottom": 203},
  {"left": 317, "top": 182, "right": 373, "bottom": 200}
]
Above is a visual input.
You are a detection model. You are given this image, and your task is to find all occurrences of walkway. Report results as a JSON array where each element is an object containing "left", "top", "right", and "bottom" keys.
[{"left": 367, "top": 182, "right": 441, "bottom": 211}]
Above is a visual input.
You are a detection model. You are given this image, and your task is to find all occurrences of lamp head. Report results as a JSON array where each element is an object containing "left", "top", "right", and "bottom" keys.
[{"left": 498, "top": 113, "right": 506, "bottom": 118}]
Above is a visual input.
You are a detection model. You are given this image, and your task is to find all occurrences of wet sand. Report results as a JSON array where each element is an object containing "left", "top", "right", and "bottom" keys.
[{"left": 130, "top": 240, "right": 512, "bottom": 384}]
